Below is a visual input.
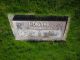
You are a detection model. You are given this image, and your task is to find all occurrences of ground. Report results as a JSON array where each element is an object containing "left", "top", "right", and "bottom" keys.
[{"left": 0, "top": 0, "right": 80, "bottom": 60}]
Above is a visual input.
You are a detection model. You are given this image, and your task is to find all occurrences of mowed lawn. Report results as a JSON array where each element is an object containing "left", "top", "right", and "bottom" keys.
[{"left": 0, "top": 0, "right": 80, "bottom": 60}]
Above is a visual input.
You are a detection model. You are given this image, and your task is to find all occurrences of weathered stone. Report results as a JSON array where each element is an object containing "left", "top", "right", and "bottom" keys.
[{"left": 8, "top": 14, "right": 70, "bottom": 41}]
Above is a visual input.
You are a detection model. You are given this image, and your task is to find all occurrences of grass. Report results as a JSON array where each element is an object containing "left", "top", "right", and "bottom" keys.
[{"left": 0, "top": 0, "right": 80, "bottom": 60}]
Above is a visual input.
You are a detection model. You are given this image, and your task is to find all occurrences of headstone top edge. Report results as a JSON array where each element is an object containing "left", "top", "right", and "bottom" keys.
[{"left": 13, "top": 15, "right": 68, "bottom": 21}]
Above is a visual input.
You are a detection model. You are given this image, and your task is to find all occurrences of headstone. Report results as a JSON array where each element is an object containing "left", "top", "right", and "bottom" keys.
[{"left": 8, "top": 14, "right": 69, "bottom": 41}]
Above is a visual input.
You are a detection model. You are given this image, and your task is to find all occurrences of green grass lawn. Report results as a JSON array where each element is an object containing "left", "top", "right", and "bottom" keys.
[{"left": 0, "top": 0, "right": 80, "bottom": 60}]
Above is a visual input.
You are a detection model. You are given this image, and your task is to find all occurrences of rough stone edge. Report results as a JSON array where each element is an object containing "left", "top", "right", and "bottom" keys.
[
  {"left": 62, "top": 17, "right": 70, "bottom": 41},
  {"left": 8, "top": 14, "right": 16, "bottom": 38}
]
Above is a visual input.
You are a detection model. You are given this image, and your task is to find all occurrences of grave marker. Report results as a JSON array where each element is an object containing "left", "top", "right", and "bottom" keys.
[{"left": 8, "top": 14, "right": 69, "bottom": 41}]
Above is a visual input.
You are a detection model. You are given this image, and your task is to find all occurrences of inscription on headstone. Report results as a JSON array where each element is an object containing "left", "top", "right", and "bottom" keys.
[{"left": 8, "top": 15, "right": 69, "bottom": 41}]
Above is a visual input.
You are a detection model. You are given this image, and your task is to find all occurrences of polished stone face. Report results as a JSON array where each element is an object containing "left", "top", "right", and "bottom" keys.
[{"left": 8, "top": 15, "right": 68, "bottom": 41}]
